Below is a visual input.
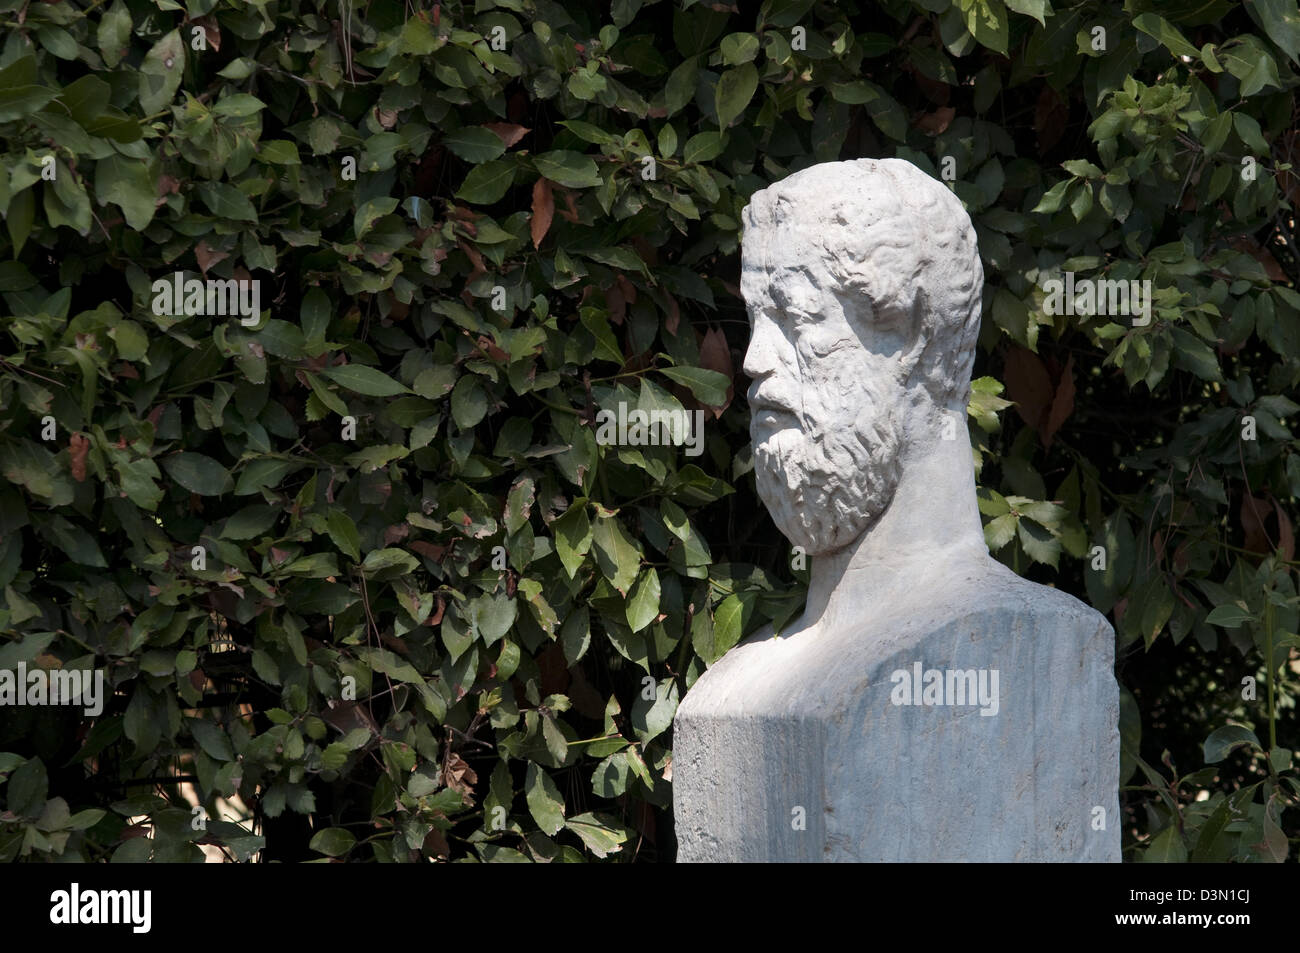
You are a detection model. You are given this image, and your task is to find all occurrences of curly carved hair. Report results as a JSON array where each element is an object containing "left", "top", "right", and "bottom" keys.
[{"left": 741, "top": 158, "right": 985, "bottom": 409}]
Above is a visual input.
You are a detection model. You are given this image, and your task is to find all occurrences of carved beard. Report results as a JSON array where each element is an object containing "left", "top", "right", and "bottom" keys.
[{"left": 752, "top": 366, "right": 902, "bottom": 556}]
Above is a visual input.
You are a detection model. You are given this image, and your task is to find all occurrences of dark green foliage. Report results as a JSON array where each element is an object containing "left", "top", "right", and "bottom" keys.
[{"left": 0, "top": 0, "right": 1297, "bottom": 862}]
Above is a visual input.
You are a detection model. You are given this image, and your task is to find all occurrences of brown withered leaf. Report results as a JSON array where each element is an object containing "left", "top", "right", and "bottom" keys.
[
  {"left": 423, "top": 827, "right": 450, "bottom": 860},
  {"left": 409, "top": 540, "right": 446, "bottom": 562},
  {"left": 558, "top": 189, "right": 580, "bottom": 224},
  {"left": 1228, "top": 235, "right": 1287, "bottom": 282},
  {"left": 1274, "top": 497, "right": 1295, "bottom": 561},
  {"left": 697, "top": 327, "right": 734, "bottom": 416},
  {"left": 1240, "top": 492, "right": 1272, "bottom": 554},
  {"left": 322, "top": 699, "right": 380, "bottom": 740},
  {"left": 1042, "top": 354, "right": 1075, "bottom": 449},
  {"left": 665, "top": 293, "right": 681, "bottom": 335},
  {"left": 915, "top": 106, "right": 955, "bottom": 136},
  {"left": 536, "top": 642, "right": 570, "bottom": 697},
  {"left": 1003, "top": 346, "right": 1054, "bottom": 435},
  {"left": 483, "top": 122, "right": 530, "bottom": 148},
  {"left": 605, "top": 281, "right": 627, "bottom": 325},
  {"left": 195, "top": 240, "right": 229, "bottom": 276},
  {"left": 530, "top": 178, "right": 554, "bottom": 249},
  {"left": 68, "top": 433, "right": 89, "bottom": 482},
  {"left": 615, "top": 274, "right": 638, "bottom": 305},
  {"left": 191, "top": 15, "right": 220, "bottom": 52},
  {"left": 457, "top": 239, "right": 487, "bottom": 292},
  {"left": 426, "top": 593, "right": 447, "bottom": 626},
  {"left": 1034, "top": 85, "right": 1068, "bottom": 153},
  {"left": 441, "top": 752, "right": 478, "bottom": 802},
  {"left": 157, "top": 174, "right": 180, "bottom": 199}
]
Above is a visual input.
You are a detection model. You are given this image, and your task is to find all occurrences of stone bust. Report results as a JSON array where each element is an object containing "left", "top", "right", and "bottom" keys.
[{"left": 672, "top": 158, "right": 1120, "bottom": 862}]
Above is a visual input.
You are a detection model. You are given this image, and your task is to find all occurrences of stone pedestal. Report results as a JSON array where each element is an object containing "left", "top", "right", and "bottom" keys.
[{"left": 673, "top": 558, "right": 1120, "bottom": 862}]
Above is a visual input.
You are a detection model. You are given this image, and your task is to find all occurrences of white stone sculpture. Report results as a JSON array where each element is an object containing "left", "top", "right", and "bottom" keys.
[{"left": 672, "top": 158, "right": 1120, "bottom": 862}]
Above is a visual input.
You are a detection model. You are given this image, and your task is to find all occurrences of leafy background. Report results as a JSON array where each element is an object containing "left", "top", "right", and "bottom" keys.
[{"left": 1, "top": 0, "right": 1297, "bottom": 862}]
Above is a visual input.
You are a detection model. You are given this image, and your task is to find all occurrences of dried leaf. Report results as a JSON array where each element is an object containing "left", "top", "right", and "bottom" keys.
[
  {"left": 194, "top": 240, "right": 228, "bottom": 275},
  {"left": 1240, "top": 492, "right": 1271, "bottom": 554},
  {"left": 1042, "top": 354, "right": 1075, "bottom": 449},
  {"left": 697, "top": 327, "right": 734, "bottom": 416},
  {"left": 1003, "top": 346, "right": 1053, "bottom": 435},
  {"left": 1273, "top": 498, "right": 1295, "bottom": 560},
  {"left": 68, "top": 432, "right": 89, "bottom": 482},
  {"left": 484, "top": 122, "right": 530, "bottom": 148},
  {"left": 915, "top": 106, "right": 955, "bottom": 135},
  {"left": 1034, "top": 85, "right": 1068, "bottom": 153},
  {"left": 530, "top": 178, "right": 554, "bottom": 249}
]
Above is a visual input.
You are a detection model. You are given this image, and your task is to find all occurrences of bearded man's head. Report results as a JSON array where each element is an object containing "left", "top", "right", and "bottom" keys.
[{"left": 740, "top": 158, "right": 984, "bottom": 556}]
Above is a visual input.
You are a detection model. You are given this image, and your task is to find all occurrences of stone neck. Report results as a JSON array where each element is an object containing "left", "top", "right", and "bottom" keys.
[{"left": 797, "top": 403, "right": 989, "bottom": 634}]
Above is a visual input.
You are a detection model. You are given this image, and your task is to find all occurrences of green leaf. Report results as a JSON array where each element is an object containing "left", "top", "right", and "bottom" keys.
[
  {"left": 321, "top": 364, "right": 411, "bottom": 397},
  {"left": 326, "top": 509, "right": 361, "bottom": 562},
  {"left": 162, "top": 453, "right": 231, "bottom": 496},
  {"left": 443, "top": 127, "right": 507, "bottom": 163},
  {"left": 659, "top": 365, "right": 730, "bottom": 406},
  {"left": 300, "top": 289, "right": 331, "bottom": 344},
  {"left": 1132, "top": 13, "right": 1200, "bottom": 60},
  {"left": 715, "top": 62, "right": 758, "bottom": 129},
  {"left": 565, "top": 812, "right": 626, "bottom": 858},
  {"left": 553, "top": 504, "right": 593, "bottom": 577},
  {"left": 1017, "top": 519, "right": 1061, "bottom": 568},
  {"left": 525, "top": 762, "right": 566, "bottom": 835},
  {"left": 960, "top": 0, "right": 1009, "bottom": 56},
  {"left": 682, "top": 131, "right": 725, "bottom": 165},
  {"left": 450, "top": 376, "right": 488, "bottom": 429},
  {"left": 625, "top": 568, "right": 661, "bottom": 632},
  {"left": 712, "top": 592, "right": 754, "bottom": 657},
  {"left": 1170, "top": 327, "right": 1223, "bottom": 382},
  {"left": 663, "top": 56, "right": 698, "bottom": 117},
  {"left": 591, "top": 516, "right": 641, "bottom": 593},
  {"left": 532, "top": 151, "right": 601, "bottom": 189},
  {"left": 1032, "top": 179, "right": 1072, "bottom": 214},
  {"left": 195, "top": 183, "right": 257, "bottom": 222},
  {"left": 353, "top": 197, "right": 399, "bottom": 238},
  {"left": 1204, "top": 604, "right": 1254, "bottom": 628},
  {"left": 139, "top": 30, "right": 186, "bottom": 114},
  {"left": 1203, "top": 724, "right": 1261, "bottom": 763},
  {"left": 258, "top": 140, "right": 301, "bottom": 165},
  {"left": 1248, "top": 0, "right": 1300, "bottom": 64},
  {"left": 631, "top": 677, "right": 679, "bottom": 747},
  {"left": 1141, "top": 825, "right": 1187, "bottom": 863},
  {"left": 309, "top": 827, "right": 357, "bottom": 857},
  {"left": 1004, "top": 0, "right": 1048, "bottom": 27},
  {"left": 720, "top": 32, "right": 760, "bottom": 65},
  {"left": 455, "top": 159, "right": 516, "bottom": 204},
  {"left": 0, "top": 85, "right": 56, "bottom": 123},
  {"left": 97, "top": 0, "right": 132, "bottom": 68},
  {"left": 472, "top": 592, "right": 517, "bottom": 645}
]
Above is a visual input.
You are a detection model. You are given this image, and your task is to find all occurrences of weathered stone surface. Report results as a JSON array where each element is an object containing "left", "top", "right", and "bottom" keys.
[{"left": 672, "top": 158, "right": 1120, "bottom": 862}]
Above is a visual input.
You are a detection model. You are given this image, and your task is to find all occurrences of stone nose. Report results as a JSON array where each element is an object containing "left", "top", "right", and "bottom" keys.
[{"left": 742, "top": 311, "right": 785, "bottom": 382}]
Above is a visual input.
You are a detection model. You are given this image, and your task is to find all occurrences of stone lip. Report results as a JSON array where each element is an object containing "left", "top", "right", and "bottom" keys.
[{"left": 673, "top": 554, "right": 1120, "bottom": 863}]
